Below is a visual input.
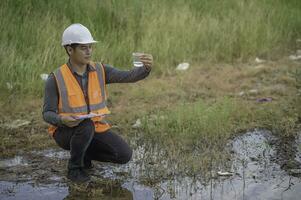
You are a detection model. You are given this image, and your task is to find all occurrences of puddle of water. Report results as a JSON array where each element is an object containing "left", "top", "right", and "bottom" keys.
[
  {"left": 0, "top": 156, "right": 28, "bottom": 168},
  {"left": 0, "top": 181, "right": 68, "bottom": 200},
  {"left": 208, "top": 129, "right": 301, "bottom": 200},
  {"left": 231, "top": 130, "right": 277, "bottom": 180},
  {"left": 0, "top": 180, "right": 136, "bottom": 200},
  {"left": 33, "top": 149, "right": 69, "bottom": 160},
  {"left": 1, "top": 129, "right": 301, "bottom": 199}
]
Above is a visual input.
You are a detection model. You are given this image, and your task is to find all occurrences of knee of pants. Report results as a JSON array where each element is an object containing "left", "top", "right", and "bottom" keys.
[{"left": 116, "top": 147, "right": 133, "bottom": 164}]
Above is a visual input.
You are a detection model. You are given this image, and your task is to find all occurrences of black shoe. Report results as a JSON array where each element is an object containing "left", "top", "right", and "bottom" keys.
[
  {"left": 83, "top": 160, "right": 94, "bottom": 170},
  {"left": 67, "top": 168, "right": 90, "bottom": 183}
]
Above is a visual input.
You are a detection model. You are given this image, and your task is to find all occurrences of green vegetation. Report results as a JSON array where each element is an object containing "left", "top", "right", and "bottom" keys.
[
  {"left": 142, "top": 98, "right": 296, "bottom": 143},
  {"left": 138, "top": 96, "right": 298, "bottom": 175},
  {"left": 1, "top": 0, "right": 301, "bottom": 95}
]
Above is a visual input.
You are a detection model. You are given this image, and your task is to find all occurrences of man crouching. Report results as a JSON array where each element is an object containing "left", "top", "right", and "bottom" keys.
[{"left": 43, "top": 24, "right": 153, "bottom": 182}]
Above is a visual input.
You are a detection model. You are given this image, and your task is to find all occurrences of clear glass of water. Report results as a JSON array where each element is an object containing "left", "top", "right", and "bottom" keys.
[{"left": 132, "top": 52, "right": 144, "bottom": 67}]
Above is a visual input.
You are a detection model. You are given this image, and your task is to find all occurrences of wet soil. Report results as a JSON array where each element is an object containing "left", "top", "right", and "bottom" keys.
[{"left": 0, "top": 130, "right": 301, "bottom": 200}]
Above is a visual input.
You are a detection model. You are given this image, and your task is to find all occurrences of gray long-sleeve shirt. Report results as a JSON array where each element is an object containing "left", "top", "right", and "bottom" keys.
[{"left": 43, "top": 62, "right": 151, "bottom": 127}]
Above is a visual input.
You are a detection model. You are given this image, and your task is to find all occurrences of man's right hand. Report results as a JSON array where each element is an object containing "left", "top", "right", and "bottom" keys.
[{"left": 61, "top": 116, "right": 83, "bottom": 127}]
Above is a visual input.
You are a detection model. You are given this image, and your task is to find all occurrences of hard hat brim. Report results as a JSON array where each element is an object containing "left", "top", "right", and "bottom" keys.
[{"left": 61, "top": 40, "right": 98, "bottom": 46}]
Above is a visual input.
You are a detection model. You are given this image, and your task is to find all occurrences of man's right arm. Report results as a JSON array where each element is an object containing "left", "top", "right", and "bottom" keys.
[{"left": 42, "top": 73, "right": 63, "bottom": 126}]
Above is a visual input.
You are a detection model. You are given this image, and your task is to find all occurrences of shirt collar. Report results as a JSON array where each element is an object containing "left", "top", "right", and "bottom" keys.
[{"left": 66, "top": 59, "right": 96, "bottom": 75}]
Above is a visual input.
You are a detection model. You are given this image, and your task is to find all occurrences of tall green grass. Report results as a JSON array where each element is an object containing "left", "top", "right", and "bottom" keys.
[
  {"left": 141, "top": 98, "right": 298, "bottom": 145},
  {"left": 0, "top": 0, "right": 301, "bottom": 95}
]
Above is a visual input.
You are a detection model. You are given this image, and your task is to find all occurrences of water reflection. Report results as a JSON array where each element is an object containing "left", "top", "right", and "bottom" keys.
[
  {"left": 64, "top": 180, "right": 133, "bottom": 200},
  {"left": 0, "top": 180, "right": 134, "bottom": 200}
]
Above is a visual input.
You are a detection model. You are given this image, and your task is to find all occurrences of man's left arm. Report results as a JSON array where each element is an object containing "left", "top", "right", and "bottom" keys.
[
  {"left": 104, "top": 65, "right": 150, "bottom": 84},
  {"left": 104, "top": 54, "right": 153, "bottom": 84}
]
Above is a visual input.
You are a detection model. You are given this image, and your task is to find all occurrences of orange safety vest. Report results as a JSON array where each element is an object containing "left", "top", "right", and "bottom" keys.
[{"left": 48, "top": 62, "right": 111, "bottom": 136}]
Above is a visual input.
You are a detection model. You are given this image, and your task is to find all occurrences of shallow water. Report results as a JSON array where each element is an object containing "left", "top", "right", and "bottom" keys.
[
  {"left": 0, "top": 156, "right": 28, "bottom": 168},
  {"left": 0, "top": 181, "right": 68, "bottom": 200},
  {"left": 0, "top": 129, "right": 300, "bottom": 199},
  {"left": 32, "top": 149, "right": 69, "bottom": 160}
]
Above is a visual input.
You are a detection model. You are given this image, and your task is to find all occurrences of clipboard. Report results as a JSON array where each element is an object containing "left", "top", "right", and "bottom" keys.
[{"left": 74, "top": 113, "right": 108, "bottom": 120}]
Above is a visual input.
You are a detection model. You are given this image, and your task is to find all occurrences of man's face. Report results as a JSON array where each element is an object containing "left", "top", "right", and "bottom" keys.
[{"left": 68, "top": 44, "right": 93, "bottom": 65}]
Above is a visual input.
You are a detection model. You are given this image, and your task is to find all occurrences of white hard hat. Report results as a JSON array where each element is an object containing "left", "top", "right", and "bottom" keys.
[{"left": 61, "top": 23, "right": 98, "bottom": 46}]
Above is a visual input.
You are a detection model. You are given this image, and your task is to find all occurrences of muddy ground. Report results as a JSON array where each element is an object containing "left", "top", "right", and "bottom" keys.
[{"left": 0, "top": 129, "right": 301, "bottom": 200}]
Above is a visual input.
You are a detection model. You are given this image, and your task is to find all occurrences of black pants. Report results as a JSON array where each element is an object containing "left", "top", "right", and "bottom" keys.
[{"left": 53, "top": 119, "right": 132, "bottom": 169}]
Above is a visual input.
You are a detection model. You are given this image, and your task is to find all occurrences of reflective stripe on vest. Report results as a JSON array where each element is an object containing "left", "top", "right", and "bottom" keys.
[{"left": 54, "top": 63, "right": 107, "bottom": 114}]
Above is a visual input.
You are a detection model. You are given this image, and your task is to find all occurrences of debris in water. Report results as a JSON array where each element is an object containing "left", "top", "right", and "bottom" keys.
[
  {"left": 132, "top": 119, "right": 142, "bottom": 128},
  {"left": 256, "top": 97, "right": 273, "bottom": 103},
  {"left": 176, "top": 63, "right": 189, "bottom": 71},
  {"left": 1, "top": 119, "right": 30, "bottom": 129},
  {"left": 289, "top": 55, "right": 301, "bottom": 61},
  {"left": 217, "top": 171, "right": 234, "bottom": 176},
  {"left": 40, "top": 73, "right": 49, "bottom": 81},
  {"left": 255, "top": 57, "right": 266, "bottom": 64}
]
